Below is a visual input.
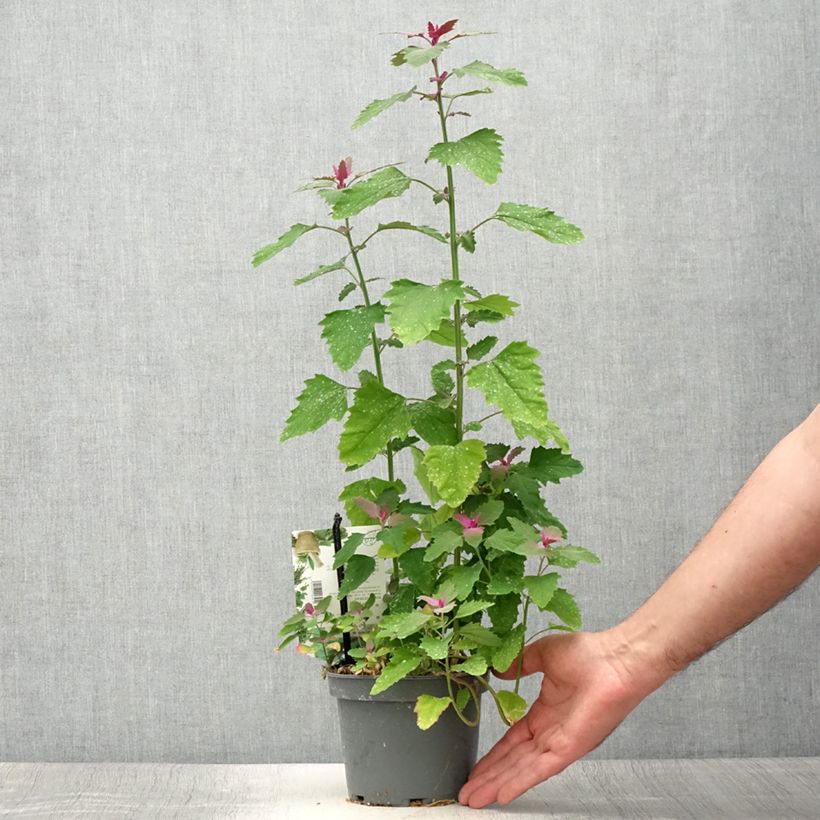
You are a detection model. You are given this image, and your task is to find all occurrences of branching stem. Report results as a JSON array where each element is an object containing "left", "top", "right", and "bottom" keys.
[
  {"left": 432, "top": 58, "right": 465, "bottom": 442},
  {"left": 344, "top": 218, "right": 394, "bottom": 482}
]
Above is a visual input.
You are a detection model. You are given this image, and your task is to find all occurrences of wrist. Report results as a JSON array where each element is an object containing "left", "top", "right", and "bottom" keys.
[{"left": 599, "top": 617, "right": 682, "bottom": 700}]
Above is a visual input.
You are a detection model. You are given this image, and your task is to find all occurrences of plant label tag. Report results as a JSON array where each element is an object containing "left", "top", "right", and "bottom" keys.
[{"left": 291, "top": 526, "right": 388, "bottom": 618}]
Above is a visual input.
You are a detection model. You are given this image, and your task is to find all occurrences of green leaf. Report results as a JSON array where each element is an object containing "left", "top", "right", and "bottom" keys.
[
  {"left": 332, "top": 532, "right": 365, "bottom": 569},
  {"left": 466, "top": 342, "right": 549, "bottom": 432},
  {"left": 486, "top": 554, "right": 526, "bottom": 595},
  {"left": 547, "top": 546, "right": 601, "bottom": 568},
  {"left": 452, "top": 655, "right": 488, "bottom": 675},
  {"left": 358, "top": 370, "right": 379, "bottom": 386},
  {"left": 391, "top": 42, "right": 449, "bottom": 67},
  {"left": 415, "top": 694, "right": 451, "bottom": 730},
  {"left": 398, "top": 548, "right": 436, "bottom": 595},
  {"left": 484, "top": 443, "right": 513, "bottom": 463},
  {"left": 526, "top": 447, "right": 583, "bottom": 484},
  {"left": 505, "top": 472, "right": 565, "bottom": 530},
  {"left": 276, "top": 631, "right": 300, "bottom": 652},
  {"left": 320, "top": 304, "right": 385, "bottom": 371},
  {"left": 397, "top": 500, "right": 436, "bottom": 516},
  {"left": 296, "top": 178, "right": 335, "bottom": 192},
  {"left": 410, "top": 402, "right": 458, "bottom": 446},
  {"left": 441, "top": 563, "right": 483, "bottom": 601},
  {"left": 376, "top": 611, "right": 431, "bottom": 640},
  {"left": 455, "top": 687, "right": 471, "bottom": 711},
  {"left": 370, "top": 646, "right": 423, "bottom": 695},
  {"left": 485, "top": 519, "right": 542, "bottom": 557},
  {"left": 339, "top": 477, "right": 406, "bottom": 525},
  {"left": 376, "top": 526, "right": 415, "bottom": 559},
  {"left": 278, "top": 610, "right": 308, "bottom": 635},
  {"left": 419, "top": 634, "right": 451, "bottom": 660},
  {"left": 351, "top": 86, "right": 416, "bottom": 129},
  {"left": 337, "top": 554, "right": 376, "bottom": 598},
  {"left": 513, "top": 416, "right": 570, "bottom": 450},
  {"left": 475, "top": 499, "right": 505, "bottom": 525},
  {"left": 458, "top": 230, "right": 476, "bottom": 253},
  {"left": 456, "top": 599, "right": 495, "bottom": 618},
  {"left": 463, "top": 294, "right": 519, "bottom": 318},
  {"left": 376, "top": 221, "right": 447, "bottom": 243},
  {"left": 525, "top": 572, "right": 560, "bottom": 609},
  {"left": 446, "top": 86, "right": 493, "bottom": 99},
  {"left": 424, "top": 319, "right": 457, "bottom": 347},
  {"left": 507, "top": 470, "right": 567, "bottom": 532},
  {"left": 385, "top": 279, "right": 466, "bottom": 345},
  {"left": 458, "top": 622, "right": 502, "bottom": 647},
  {"left": 423, "top": 527, "right": 462, "bottom": 561},
  {"left": 410, "top": 445, "right": 442, "bottom": 505},
  {"left": 252, "top": 223, "right": 316, "bottom": 267},
  {"left": 423, "top": 440, "right": 486, "bottom": 507},
  {"left": 338, "top": 281, "right": 357, "bottom": 301},
  {"left": 492, "top": 624, "right": 525, "bottom": 674},
  {"left": 280, "top": 374, "right": 348, "bottom": 442},
  {"left": 427, "top": 128, "right": 504, "bottom": 184},
  {"left": 545, "top": 588, "right": 582, "bottom": 630},
  {"left": 318, "top": 167, "right": 411, "bottom": 220},
  {"left": 494, "top": 202, "right": 584, "bottom": 244},
  {"left": 339, "top": 381, "right": 411, "bottom": 467},
  {"left": 431, "top": 360, "right": 456, "bottom": 396},
  {"left": 488, "top": 591, "right": 520, "bottom": 632},
  {"left": 467, "top": 335, "right": 498, "bottom": 361},
  {"left": 294, "top": 256, "right": 348, "bottom": 286},
  {"left": 496, "top": 690, "right": 527, "bottom": 723},
  {"left": 452, "top": 60, "right": 527, "bottom": 86},
  {"left": 390, "top": 584, "right": 417, "bottom": 614}
]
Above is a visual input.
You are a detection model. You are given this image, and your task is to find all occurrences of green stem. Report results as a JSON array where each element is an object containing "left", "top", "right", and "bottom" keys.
[
  {"left": 468, "top": 215, "right": 496, "bottom": 234},
  {"left": 470, "top": 410, "right": 503, "bottom": 427},
  {"left": 523, "top": 626, "right": 553, "bottom": 644},
  {"left": 478, "top": 675, "right": 514, "bottom": 727},
  {"left": 407, "top": 176, "right": 441, "bottom": 195},
  {"left": 444, "top": 654, "right": 480, "bottom": 727},
  {"left": 432, "top": 58, "right": 465, "bottom": 443},
  {"left": 344, "top": 218, "right": 394, "bottom": 483},
  {"left": 514, "top": 556, "right": 544, "bottom": 694}
]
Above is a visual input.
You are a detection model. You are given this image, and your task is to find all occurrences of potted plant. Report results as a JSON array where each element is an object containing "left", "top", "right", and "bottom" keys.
[{"left": 256, "top": 18, "right": 599, "bottom": 807}]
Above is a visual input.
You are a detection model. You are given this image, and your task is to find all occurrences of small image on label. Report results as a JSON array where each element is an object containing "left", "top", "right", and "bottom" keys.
[{"left": 291, "top": 526, "right": 387, "bottom": 618}]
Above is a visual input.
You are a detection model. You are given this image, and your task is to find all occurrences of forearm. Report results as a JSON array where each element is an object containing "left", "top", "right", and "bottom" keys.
[{"left": 608, "top": 406, "right": 820, "bottom": 696}]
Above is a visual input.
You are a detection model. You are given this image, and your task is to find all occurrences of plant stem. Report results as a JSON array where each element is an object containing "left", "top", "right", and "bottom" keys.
[
  {"left": 432, "top": 58, "right": 465, "bottom": 443},
  {"left": 478, "top": 675, "right": 514, "bottom": 727},
  {"left": 344, "top": 218, "right": 394, "bottom": 482},
  {"left": 468, "top": 215, "right": 496, "bottom": 234},
  {"left": 514, "top": 556, "right": 544, "bottom": 694},
  {"left": 444, "top": 653, "right": 480, "bottom": 727},
  {"left": 470, "top": 410, "right": 503, "bottom": 426},
  {"left": 407, "top": 176, "right": 441, "bottom": 195}
]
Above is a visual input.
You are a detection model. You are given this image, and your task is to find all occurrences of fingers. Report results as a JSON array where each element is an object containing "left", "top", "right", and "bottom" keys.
[
  {"left": 493, "top": 640, "right": 543, "bottom": 679},
  {"left": 496, "top": 751, "right": 566, "bottom": 805},
  {"left": 466, "top": 714, "right": 532, "bottom": 780},
  {"left": 460, "top": 748, "right": 565, "bottom": 809},
  {"left": 466, "top": 728, "right": 538, "bottom": 790}
]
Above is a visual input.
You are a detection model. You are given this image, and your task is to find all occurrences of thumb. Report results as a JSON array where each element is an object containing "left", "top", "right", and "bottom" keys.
[{"left": 492, "top": 638, "right": 544, "bottom": 680}]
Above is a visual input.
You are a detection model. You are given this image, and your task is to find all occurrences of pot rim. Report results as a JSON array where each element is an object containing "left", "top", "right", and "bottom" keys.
[{"left": 326, "top": 671, "right": 475, "bottom": 680}]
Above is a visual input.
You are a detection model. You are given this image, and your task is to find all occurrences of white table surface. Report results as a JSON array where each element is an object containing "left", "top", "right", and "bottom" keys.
[{"left": 1, "top": 759, "right": 818, "bottom": 819}]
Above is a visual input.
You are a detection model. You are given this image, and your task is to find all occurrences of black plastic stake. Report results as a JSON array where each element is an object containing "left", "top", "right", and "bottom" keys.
[{"left": 332, "top": 512, "right": 352, "bottom": 664}]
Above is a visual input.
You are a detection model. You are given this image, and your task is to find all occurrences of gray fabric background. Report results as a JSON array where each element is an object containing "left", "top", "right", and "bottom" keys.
[{"left": 1, "top": 0, "right": 818, "bottom": 763}]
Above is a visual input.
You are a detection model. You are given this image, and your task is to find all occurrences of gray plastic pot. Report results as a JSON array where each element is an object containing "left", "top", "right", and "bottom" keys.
[{"left": 327, "top": 672, "right": 481, "bottom": 806}]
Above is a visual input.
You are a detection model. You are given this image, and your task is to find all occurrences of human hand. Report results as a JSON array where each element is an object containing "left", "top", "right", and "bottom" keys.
[{"left": 458, "top": 630, "right": 651, "bottom": 808}]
